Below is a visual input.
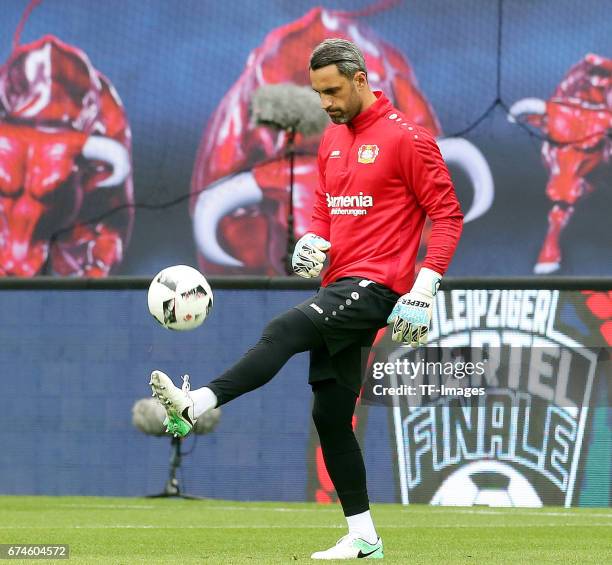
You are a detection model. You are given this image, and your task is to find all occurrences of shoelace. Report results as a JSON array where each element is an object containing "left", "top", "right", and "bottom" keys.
[{"left": 181, "top": 374, "right": 191, "bottom": 393}]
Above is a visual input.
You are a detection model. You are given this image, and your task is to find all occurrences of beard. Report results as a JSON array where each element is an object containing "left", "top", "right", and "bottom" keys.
[
  {"left": 329, "top": 113, "right": 350, "bottom": 124},
  {"left": 327, "top": 87, "right": 362, "bottom": 124}
]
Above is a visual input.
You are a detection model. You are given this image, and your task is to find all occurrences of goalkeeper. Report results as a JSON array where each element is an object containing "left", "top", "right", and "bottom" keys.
[{"left": 150, "top": 38, "right": 462, "bottom": 560}]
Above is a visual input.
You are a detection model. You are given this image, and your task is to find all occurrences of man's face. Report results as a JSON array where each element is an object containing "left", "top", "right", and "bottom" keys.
[{"left": 310, "top": 64, "right": 364, "bottom": 124}]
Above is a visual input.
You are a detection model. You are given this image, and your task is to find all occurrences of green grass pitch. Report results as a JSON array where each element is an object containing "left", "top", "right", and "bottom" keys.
[{"left": 0, "top": 496, "right": 610, "bottom": 564}]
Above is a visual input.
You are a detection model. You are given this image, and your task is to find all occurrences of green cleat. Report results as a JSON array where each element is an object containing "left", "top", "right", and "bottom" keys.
[
  {"left": 149, "top": 370, "right": 196, "bottom": 438},
  {"left": 311, "top": 534, "right": 384, "bottom": 560}
]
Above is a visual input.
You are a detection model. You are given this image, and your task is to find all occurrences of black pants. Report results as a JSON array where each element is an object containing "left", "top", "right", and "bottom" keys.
[
  {"left": 311, "top": 379, "right": 368, "bottom": 516},
  {"left": 207, "top": 308, "right": 370, "bottom": 516}
]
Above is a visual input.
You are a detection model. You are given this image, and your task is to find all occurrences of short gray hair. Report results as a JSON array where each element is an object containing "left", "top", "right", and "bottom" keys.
[{"left": 309, "top": 38, "right": 367, "bottom": 79}]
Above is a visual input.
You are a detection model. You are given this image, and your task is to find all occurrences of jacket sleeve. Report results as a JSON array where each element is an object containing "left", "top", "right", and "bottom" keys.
[
  {"left": 399, "top": 126, "right": 464, "bottom": 276},
  {"left": 308, "top": 134, "right": 331, "bottom": 240}
]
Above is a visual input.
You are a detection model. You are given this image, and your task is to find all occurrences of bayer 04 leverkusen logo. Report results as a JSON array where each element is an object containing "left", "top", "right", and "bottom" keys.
[
  {"left": 357, "top": 144, "right": 379, "bottom": 164},
  {"left": 378, "top": 290, "right": 600, "bottom": 508}
]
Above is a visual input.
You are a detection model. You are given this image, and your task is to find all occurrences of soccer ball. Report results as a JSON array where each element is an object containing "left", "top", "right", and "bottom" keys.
[
  {"left": 430, "top": 460, "right": 542, "bottom": 507},
  {"left": 148, "top": 265, "right": 213, "bottom": 331}
]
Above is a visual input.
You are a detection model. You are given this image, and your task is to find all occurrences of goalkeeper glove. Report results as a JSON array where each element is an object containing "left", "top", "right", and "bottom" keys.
[
  {"left": 387, "top": 267, "right": 442, "bottom": 347},
  {"left": 292, "top": 233, "right": 331, "bottom": 278}
]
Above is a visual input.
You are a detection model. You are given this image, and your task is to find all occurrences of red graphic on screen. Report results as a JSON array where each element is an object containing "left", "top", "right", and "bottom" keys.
[
  {"left": 0, "top": 4, "right": 133, "bottom": 277},
  {"left": 510, "top": 54, "right": 612, "bottom": 275},
  {"left": 190, "top": 6, "right": 442, "bottom": 276},
  {"left": 583, "top": 291, "right": 612, "bottom": 346}
]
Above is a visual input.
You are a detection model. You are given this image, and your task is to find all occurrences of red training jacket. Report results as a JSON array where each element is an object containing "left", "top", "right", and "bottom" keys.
[{"left": 309, "top": 91, "right": 463, "bottom": 295}]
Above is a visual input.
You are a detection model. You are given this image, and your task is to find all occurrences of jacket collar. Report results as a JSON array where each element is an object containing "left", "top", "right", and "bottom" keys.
[{"left": 347, "top": 91, "right": 392, "bottom": 133}]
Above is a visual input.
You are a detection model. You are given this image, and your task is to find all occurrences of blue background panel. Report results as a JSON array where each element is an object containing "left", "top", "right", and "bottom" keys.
[{"left": 0, "top": 288, "right": 396, "bottom": 501}]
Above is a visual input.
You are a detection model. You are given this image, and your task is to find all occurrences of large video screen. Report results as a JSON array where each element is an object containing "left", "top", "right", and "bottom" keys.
[
  {"left": 356, "top": 289, "right": 612, "bottom": 507},
  {"left": 1, "top": 286, "right": 609, "bottom": 507},
  {"left": 0, "top": 0, "right": 610, "bottom": 277}
]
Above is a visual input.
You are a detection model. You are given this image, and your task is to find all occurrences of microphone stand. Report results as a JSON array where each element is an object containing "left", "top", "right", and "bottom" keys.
[
  {"left": 285, "top": 126, "right": 297, "bottom": 275},
  {"left": 147, "top": 436, "right": 203, "bottom": 500}
]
